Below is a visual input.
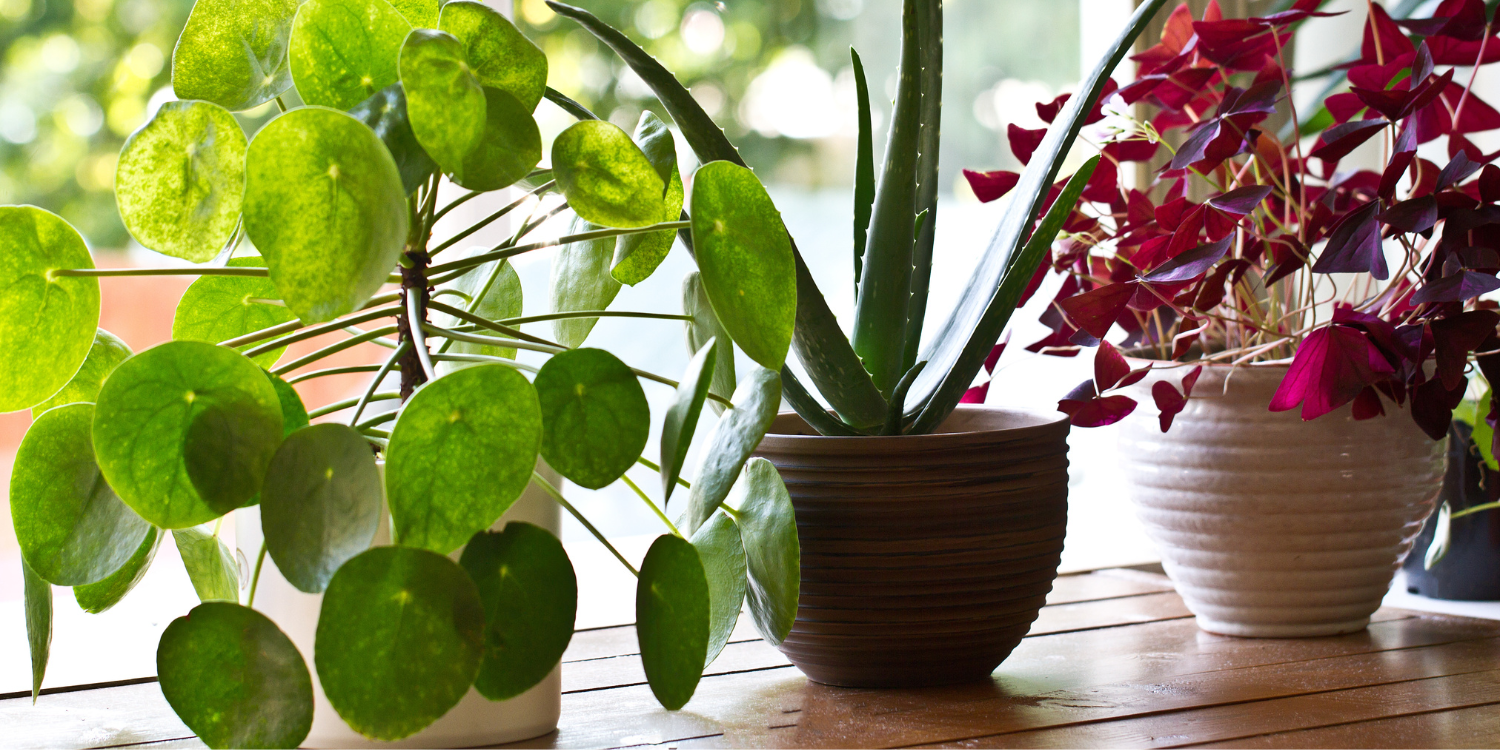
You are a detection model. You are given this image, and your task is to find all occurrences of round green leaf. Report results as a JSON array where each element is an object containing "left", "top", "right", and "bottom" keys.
[
  {"left": 75, "top": 526, "right": 161, "bottom": 614},
  {"left": 115, "top": 100, "right": 247, "bottom": 263},
  {"left": 93, "top": 341, "right": 284, "bottom": 528},
  {"left": 267, "top": 371, "right": 310, "bottom": 438},
  {"left": 550, "top": 215, "right": 620, "bottom": 349},
  {"left": 173, "top": 527, "right": 241, "bottom": 602},
  {"left": 458, "top": 522, "right": 577, "bottom": 701},
  {"left": 386, "top": 364, "right": 542, "bottom": 553},
  {"left": 158, "top": 602, "right": 313, "bottom": 749},
  {"left": 172, "top": 0, "right": 298, "bottom": 111},
  {"left": 612, "top": 112, "right": 683, "bottom": 286},
  {"left": 32, "top": 328, "right": 131, "bottom": 418},
  {"left": 729, "top": 457, "right": 800, "bottom": 647},
  {"left": 690, "top": 510, "right": 746, "bottom": 668},
  {"left": 290, "top": 0, "right": 410, "bottom": 111},
  {"left": 315, "top": 546, "right": 484, "bottom": 741},
  {"left": 438, "top": 0, "right": 547, "bottom": 111},
  {"left": 173, "top": 258, "right": 297, "bottom": 367},
  {"left": 661, "top": 339, "right": 715, "bottom": 503},
  {"left": 684, "top": 365, "right": 781, "bottom": 535},
  {"left": 244, "top": 106, "right": 408, "bottom": 324},
  {"left": 0, "top": 206, "right": 100, "bottom": 414},
  {"left": 349, "top": 83, "right": 437, "bottom": 195},
  {"left": 387, "top": 0, "right": 436, "bottom": 27},
  {"left": 435, "top": 253, "right": 521, "bottom": 374},
  {"left": 683, "top": 271, "right": 735, "bottom": 415},
  {"left": 535, "top": 348, "right": 648, "bottom": 490},
  {"left": 400, "top": 29, "right": 485, "bottom": 177},
  {"left": 689, "top": 160, "right": 797, "bottom": 370},
  {"left": 636, "top": 534, "right": 709, "bottom": 711},
  {"left": 450, "top": 87, "right": 541, "bottom": 191},
  {"left": 11, "top": 403, "right": 150, "bottom": 586},
  {"left": 551, "top": 120, "right": 665, "bottom": 229},
  {"left": 262, "top": 423, "right": 382, "bottom": 593}
]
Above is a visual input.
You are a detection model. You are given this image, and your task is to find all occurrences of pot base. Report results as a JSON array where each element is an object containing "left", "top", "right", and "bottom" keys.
[{"left": 1195, "top": 616, "right": 1372, "bottom": 638}]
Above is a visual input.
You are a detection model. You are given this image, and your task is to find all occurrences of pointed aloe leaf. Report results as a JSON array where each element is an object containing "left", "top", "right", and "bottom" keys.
[
  {"left": 459, "top": 522, "right": 577, "bottom": 701},
  {"left": 535, "top": 348, "right": 649, "bottom": 490},
  {"left": 550, "top": 215, "right": 621, "bottom": 348},
  {"left": 613, "top": 112, "right": 683, "bottom": 286},
  {"left": 316, "top": 546, "right": 484, "bottom": 741},
  {"left": 262, "top": 424, "right": 382, "bottom": 593},
  {"left": 32, "top": 329, "right": 130, "bottom": 418},
  {"left": 552, "top": 120, "right": 665, "bottom": 228},
  {"left": 682, "top": 273, "right": 735, "bottom": 415},
  {"left": 906, "top": 0, "right": 1168, "bottom": 429},
  {"left": 731, "top": 458, "right": 799, "bottom": 646},
  {"left": 689, "top": 161, "right": 796, "bottom": 372},
  {"left": 400, "top": 28, "right": 487, "bottom": 179},
  {"left": 690, "top": 510, "right": 746, "bottom": 668},
  {"left": 386, "top": 364, "right": 542, "bottom": 554},
  {"left": 439, "top": 0, "right": 548, "bottom": 111},
  {"left": 851, "top": 0, "right": 921, "bottom": 397},
  {"left": 636, "top": 534, "right": 709, "bottom": 710},
  {"left": 450, "top": 87, "right": 542, "bottom": 192},
  {"left": 23, "top": 559, "right": 51, "bottom": 702},
  {"left": 158, "top": 602, "right": 313, "bottom": 749},
  {"left": 662, "top": 340, "right": 715, "bottom": 503},
  {"left": 244, "top": 106, "right": 408, "bottom": 323},
  {"left": 903, "top": 0, "right": 943, "bottom": 373},
  {"left": 850, "top": 48, "right": 874, "bottom": 298},
  {"left": 0, "top": 206, "right": 100, "bottom": 414},
  {"left": 173, "top": 258, "right": 297, "bottom": 368},
  {"left": 172, "top": 0, "right": 297, "bottom": 111},
  {"left": 173, "top": 527, "right": 240, "bottom": 603},
  {"left": 75, "top": 526, "right": 161, "bottom": 614},
  {"left": 910, "top": 156, "right": 1100, "bottom": 432},
  {"left": 289, "top": 0, "right": 410, "bottom": 111},
  {"left": 349, "top": 83, "right": 438, "bottom": 195},
  {"left": 12, "top": 403, "right": 151, "bottom": 586},
  {"left": 116, "top": 100, "right": 246, "bottom": 263},
  {"left": 546, "top": 1, "right": 886, "bottom": 432},
  {"left": 684, "top": 366, "right": 780, "bottom": 536}
]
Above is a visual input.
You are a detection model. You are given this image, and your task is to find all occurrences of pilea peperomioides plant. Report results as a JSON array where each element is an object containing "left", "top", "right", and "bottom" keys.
[{"left": 6, "top": 0, "right": 810, "bottom": 743}]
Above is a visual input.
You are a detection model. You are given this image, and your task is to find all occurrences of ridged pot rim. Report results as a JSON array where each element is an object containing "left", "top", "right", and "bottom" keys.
[{"left": 759, "top": 404, "right": 1069, "bottom": 446}]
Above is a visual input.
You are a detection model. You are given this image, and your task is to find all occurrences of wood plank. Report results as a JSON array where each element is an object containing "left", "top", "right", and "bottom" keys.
[
  {"left": 0, "top": 681, "right": 191, "bottom": 750},
  {"left": 1196, "top": 700, "right": 1500, "bottom": 749}
]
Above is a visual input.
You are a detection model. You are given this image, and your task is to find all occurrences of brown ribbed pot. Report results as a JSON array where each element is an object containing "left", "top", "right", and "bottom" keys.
[{"left": 750, "top": 405, "right": 1070, "bottom": 688}]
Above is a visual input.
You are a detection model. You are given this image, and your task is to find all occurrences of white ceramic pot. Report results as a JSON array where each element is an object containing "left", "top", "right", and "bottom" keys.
[
  {"left": 235, "top": 462, "right": 562, "bottom": 748},
  {"left": 1118, "top": 363, "right": 1447, "bottom": 637}
]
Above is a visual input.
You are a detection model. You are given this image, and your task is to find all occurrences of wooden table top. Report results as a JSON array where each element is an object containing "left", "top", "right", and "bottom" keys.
[{"left": 8, "top": 565, "right": 1500, "bottom": 749}]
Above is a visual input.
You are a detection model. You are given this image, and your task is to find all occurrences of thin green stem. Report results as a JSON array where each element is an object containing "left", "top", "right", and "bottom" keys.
[
  {"left": 500, "top": 311, "right": 693, "bottom": 325},
  {"left": 360, "top": 427, "right": 392, "bottom": 439},
  {"left": 241, "top": 305, "right": 402, "bottom": 359},
  {"left": 1450, "top": 501, "right": 1500, "bottom": 520},
  {"left": 220, "top": 291, "right": 402, "bottom": 350},
  {"left": 271, "top": 325, "right": 400, "bottom": 375},
  {"left": 407, "top": 293, "right": 438, "bottom": 381},
  {"left": 430, "top": 353, "right": 541, "bottom": 374},
  {"left": 354, "top": 410, "right": 398, "bottom": 431},
  {"left": 343, "top": 325, "right": 400, "bottom": 349},
  {"left": 425, "top": 220, "right": 690, "bottom": 278},
  {"left": 246, "top": 543, "right": 268, "bottom": 609},
  {"left": 531, "top": 471, "right": 638, "bottom": 577},
  {"left": 275, "top": 96, "right": 288, "bottom": 112},
  {"left": 621, "top": 474, "right": 682, "bottom": 538},
  {"left": 430, "top": 181, "right": 556, "bottom": 257},
  {"left": 431, "top": 188, "right": 484, "bottom": 224},
  {"left": 351, "top": 342, "right": 409, "bottom": 428},
  {"left": 285, "top": 364, "right": 391, "bottom": 385},
  {"left": 51, "top": 267, "right": 268, "bottom": 278},
  {"left": 306, "top": 391, "right": 401, "bottom": 419},
  {"left": 421, "top": 325, "right": 567, "bottom": 355},
  {"left": 635, "top": 456, "right": 690, "bottom": 489},
  {"left": 426, "top": 300, "right": 564, "bottom": 348}
]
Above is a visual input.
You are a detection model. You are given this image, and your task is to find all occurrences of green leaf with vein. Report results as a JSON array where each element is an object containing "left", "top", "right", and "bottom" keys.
[
  {"left": 459, "top": 522, "right": 577, "bottom": 701},
  {"left": 730, "top": 457, "right": 799, "bottom": 646},
  {"left": 387, "top": 0, "right": 436, "bottom": 26},
  {"left": 400, "top": 29, "right": 486, "bottom": 177},
  {"left": 12, "top": 403, "right": 151, "bottom": 586},
  {"left": 172, "top": 0, "right": 297, "bottom": 110},
  {"left": 75, "top": 526, "right": 160, "bottom": 614},
  {"left": 636, "top": 534, "right": 709, "bottom": 711},
  {"left": 289, "top": 0, "right": 410, "bottom": 111},
  {"left": 93, "top": 341, "right": 283, "bottom": 528},
  {"left": 315, "top": 546, "right": 484, "bottom": 740},
  {"left": 158, "top": 602, "right": 313, "bottom": 749},
  {"left": 690, "top": 510, "right": 745, "bottom": 668},
  {"left": 348, "top": 83, "right": 438, "bottom": 195},
  {"left": 689, "top": 161, "right": 796, "bottom": 372},
  {"left": 173, "top": 258, "right": 297, "bottom": 368},
  {"left": 535, "top": 348, "right": 649, "bottom": 490},
  {"left": 683, "top": 365, "right": 781, "bottom": 535},
  {"left": 436, "top": 253, "right": 521, "bottom": 374},
  {"left": 0, "top": 206, "right": 100, "bottom": 414},
  {"left": 115, "top": 100, "right": 246, "bottom": 262},
  {"left": 612, "top": 111, "right": 682, "bottom": 286},
  {"left": 262, "top": 424, "right": 382, "bottom": 593},
  {"left": 23, "top": 559, "right": 50, "bottom": 702},
  {"left": 386, "top": 364, "right": 542, "bottom": 553},
  {"left": 450, "top": 87, "right": 542, "bottom": 191},
  {"left": 551, "top": 120, "right": 664, "bottom": 228},
  {"left": 244, "top": 106, "right": 408, "bottom": 324},
  {"left": 439, "top": 0, "right": 547, "bottom": 111},
  {"left": 173, "top": 527, "right": 241, "bottom": 603},
  {"left": 549, "top": 215, "right": 620, "bottom": 349},
  {"left": 661, "top": 339, "right": 715, "bottom": 503},
  {"left": 32, "top": 329, "right": 130, "bottom": 418},
  {"left": 682, "top": 272, "right": 734, "bottom": 416}
]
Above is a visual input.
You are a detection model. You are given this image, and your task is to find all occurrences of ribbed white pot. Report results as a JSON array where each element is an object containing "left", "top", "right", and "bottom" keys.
[
  {"left": 234, "top": 462, "right": 562, "bottom": 748},
  {"left": 1118, "top": 363, "right": 1447, "bottom": 637}
]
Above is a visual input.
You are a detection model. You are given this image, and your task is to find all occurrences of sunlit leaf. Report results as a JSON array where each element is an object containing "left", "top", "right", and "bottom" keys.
[
  {"left": 551, "top": 120, "right": 664, "bottom": 228},
  {"left": 23, "top": 559, "right": 50, "bottom": 702},
  {"left": 636, "top": 534, "right": 709, "bottom": 711},
  {"left": 435, "top": 253, "right": 521, "bottom": 373},
  {"left": 438, "top": 0, "right": 547, "bottom": 111},
  {"left": 172, "top": 0, "right": 298, "bottom": 110},
  {"left": 31, "top": 329, "right": 130, "bottom": 419},
  {"left": 450, "top": 87, "right": 542, "bottom": 191},
  {"left": 400, "top": 29, "right": 486, "bottom": 178},
  {"left": 290, "top": 0, "right": 410, "bottom": 111},
  {"left": 348, "top": 83, "right": 438, "bottom": 195},
  {"left": 267, "top": 371, "right": 310, "bottom": 438},
  {"left": 261, "top": 424, "right": 382, "bottom": 593},
  {"left": 612, "top": 112, "right": 682, "bottom": 285},
  {"left": 173, "top": 258, "right": 297, "bottom": 368},
  {"left": 535, "top": 348, "right": 649, "bottom": 490},
  {"left": 690, "top": 510, "right": 746, "bottom": 668}
]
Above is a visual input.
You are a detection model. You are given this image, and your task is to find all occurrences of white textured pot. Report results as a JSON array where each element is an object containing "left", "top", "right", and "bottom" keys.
[
  {"left": 1118, "top": 363, "right": 1447, "bottom": 637},
  {"left": 235, "top": 461, "right": 562, "bottom": 748}
]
